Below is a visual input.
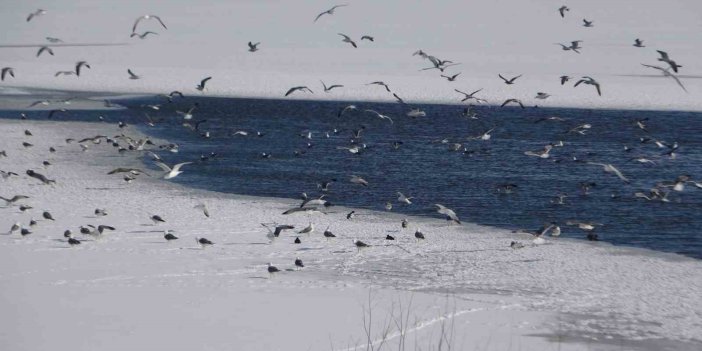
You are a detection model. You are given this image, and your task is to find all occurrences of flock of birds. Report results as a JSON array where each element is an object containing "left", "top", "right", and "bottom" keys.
[{"left": 1, "top": 4, "right": 701, "bottom": 275}]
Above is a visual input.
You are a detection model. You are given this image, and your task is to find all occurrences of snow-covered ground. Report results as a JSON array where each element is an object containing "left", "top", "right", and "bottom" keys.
[
  {"left": 0, "top": 0, "right": 701, "bottom": 110},
  {"left": 1, "top": 115, "right": 701, "bottom": 350}
]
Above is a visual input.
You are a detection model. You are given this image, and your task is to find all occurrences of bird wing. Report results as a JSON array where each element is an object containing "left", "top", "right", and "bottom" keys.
[
  {"left": 314, "top": 11, "right": 327, "bottom": 22},
  {"left": 171, "top": 162, "right": 192, "bottom": 172},
  {"left": 128, "top": 69, "right": 137, "bottom": 78},
  {"left": 153, "top": 15, "right": 167, "bottom": 29},
  {"left": 574, "top": 79, "right": 585, "bottom": 87},
  {"left": 132, "top": 16, "right": 144, "bottom": 33},
  {"left": 200, "top": 76, "right": 212, "bottom": 86},
  {"left": 668, "top": 72, "right": 688, "bottom": 93},
  {"left": 285, "top": 87, "right": 298, "bottom": 96},
  {"left": 656, "top": 50, "right": 669, "bottom": 60},
  {"left": 338, "top": 33, "right": 351, "bottom": 40},
  {"left": 154, "top": 161, "right": 172, "bottom": 172},
  {"left": 594, "top": 83, "right": 602, "bottom": 96},
  {"left": 498, "top": 74, "right": 508, "bottom": 83}
]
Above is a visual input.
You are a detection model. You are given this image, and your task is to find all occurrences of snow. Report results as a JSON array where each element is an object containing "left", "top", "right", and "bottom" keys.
[
  {"left": 1, "top": 117, "right": 701, "bottom": 350},
  {"left": 0, "top": 0, "right": 701, "bottom": 110}
]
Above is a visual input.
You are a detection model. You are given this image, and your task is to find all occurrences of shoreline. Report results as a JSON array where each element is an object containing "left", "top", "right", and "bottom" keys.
[{"left": 1, "top": 117, "right": 701, "bottom": 350}]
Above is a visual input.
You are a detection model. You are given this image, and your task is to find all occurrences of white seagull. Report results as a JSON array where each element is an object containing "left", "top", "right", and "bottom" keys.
[
  {"left": 314, "top": 4, "right": 348, "bottom": 22},
  {"left": 338, "top": 33, "right": 357, "bottom": 48},
  {"left": 397, "top": 192, "right": 413, "bottom": 204},
  {"left": 641, "top": 64, "right": 687, "bottom": 93},
  {"left": 587, "top": 162, "right": 629, "bottom": 183},
  {"left": 154, "top": 161, "right": 192, "bottom": 179},
  {"left": 27, "top": 9, "right": 47, "bottom": 22},
  {"left": 434, "top": 204, "right": 461, "bottom": 224},
  {"left": 364, "top": 109, "right": 393, "bottom": 124},
  {"left": 574, "top": 76, "right": 601, "bottom": 96}
]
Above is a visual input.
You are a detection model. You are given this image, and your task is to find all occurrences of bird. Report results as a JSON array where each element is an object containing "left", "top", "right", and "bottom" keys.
[
  {"left": 346, "top": 211, "right": 356, "bottom": 220},
  {"left": 43, "top": 211, "right": 55, "bottom": 221},
  {"left": 294, "top": 237, "right": 302, "bottom": 244},
  {"left": 558, "top": 6, "right": 569, "bottom": 18},
  {"left": 285, "top": 86, "right": 313, "bottom": 97},
  {"left": 368, "top": 81, "right": 391, "bottom": 92},
  {"left": 560, "top": 76, "right": 571, "bottom": 85},
  {"left": 314, "top": 4, "right": 348, "bottom": 22},
  {"left": 499, "top": 74, "right": 522, "bottom": 85},
  {"left": 27, "top": 9, "right": 47, "bottom": 22},
  {"left": 75, "top": 61, "right": 91, "bottom": 76},
  {"left": 406, "top": 109, "right": 426, "bottom": 118},
  {"left": 294, "top": 257, "right": 304, "bottom": 269},
  {"left": 510, "top": 241, "right": 525, "bottom": 249},
  {"left": 297, "top": 223, "right": 314, "bottom": 235},
  {"left": 107, "top": 168, "right": 150, "bottom": 176},
  {"left": 248, "top": 41, "right": 260, "bottom": 52},
  {"left": 350, "top": 175, "right": 369, "bottom": 186},
  {"left": 5, "top": 222, "right": 21, "bottom": 235},
  {"left": 364, "top": 109, "right": 393, "bottom": 124},
  {"left": 583, "top": 19, "right": 594, "bottom": 27},
  {"left": 264, "top": 224, "right": 295, "bottom": 238},
  {"left": 323, "top": 227, "right": 336, "bottom": 238},
  {"left": 656, "top": 50, "right": 682, "bottom": 73},
  {"left": 48, "top": 109, "right": 67, "bottom": 119},
  {"left": 454, "top": 88, "right": 486, "bottom": 103},
  {"left": 393, "top": 93, "right": 405, "bottom": 104},
  {"left": 535, "top": 92, "right": 551, "bottom": 99},
  {"left": 127, "top": 69, "right": 140, "bottom": 80},
  {"left": 401, "top": 219, "right": 409, "bottom": 229},
  {"left": 130, "top": 31, "right": 158, "bottom": 39},
  {"left": 36, "top": 46, "right": 54, "bottom": 57},
  {"left": 67, "top": 234, "right": 81, "bottom": 246},
  {"left": 361, "top": 35, "right": 374, "bottom": 41},
  {"left": 196, "top": 77, "right": 212, "bottom": 91},
  {"left": 633, "top": 39, "right": 645, "bottom": 48},
  {"left": 641, "top": 64, "right": 687, "bottom": 93},
  {"left": 20, "top": 227, "right": 32, "bottom": 236},
  {"left": 397, "top": 192, "right": 413, "bottom": 204},
  {"left": 151, "top": 215, "right": 166, "bottom": 224},
  {"left": 354, "top": 239, "right": 369, "bottom": 248},
  {"left": 132, "top": 15, "right": 167, "bottom": 33},
  {"left": 338, "top": 33, "right": 357, "bottom": 48},
  {"left": 267, "top": 263, "right": 280, "bottom": 276},
  {"left": 46, "top": 37, "right": 62, "bottom": 43},
  {"left": 434, "top": 204, "right": 461, "bottom": 224},
  {"left": 26, "top": 170, "right": 55, "bottom": 184},
  {"left": 1, "top": 67, "right": 15, "bottom": 81},
  {"left": 164, "top": 230, "right": 178, "bottom": 240},
  {"left": 194, "top": 203, "right": 210, "bottom": 217},
  {"left": 414, "top": 229, "right": 425, "bottom": 240},
  {"left": 587, "top": 162, "right": 629, "bottom": 183},
  {"left": 0, "top": 195, "right": 29, "bottom": 205},
  {"left": 54, "top": 71, "right": 76, "bottom": 77},
  {"left": 574, "top": 76, "right": 602, "bottom": 96},
  {"left": 95, "top": 208, "right": 108, "bottom": 216},
  {"left": 385, "top": 234, "right": 395, "bottom": 240},
  {"left": 501, "top": 99, "right": 525, "bottom": 109},
  {"left": 154, "top": 161, "right": 192, "bottom": 179},
  {"left": 524, "top": 145, "right": 553, "bottom": 159},
  {"left": 441, "top": 73, "right": 461, "bottom": 82},
  {"left": 196, "top": 237, "right": 213, "bottom": 247},
  {"left": 338, "top": 104, "right": 357, "bottom": 117},
  {"left": 321, "top": 81, "right": 343, "bottom": 92}
]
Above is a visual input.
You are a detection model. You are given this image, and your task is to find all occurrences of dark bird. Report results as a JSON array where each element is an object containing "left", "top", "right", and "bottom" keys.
[
  {"left": 385, "top": 234, "right": 395, "bottom": 240},
  {"left": 248, "top": 41, "right": 260, "bottom": 52},
  {"left": 367, "top": 81, "right": 391, "bottom": 92},
  {"left": 36, "top": 46, "right": 54, "bottom": 57},
  {"left": 26, "top": 170, "right": 55, "bottom": 184},
  {"left": 294, "top": 257, "right": 304, "bottom": 269},
  {"left": 0, "top": 195, "right": 29, "bottom": 204},
  {"left": 127, "top": 69, "right": 141, "bottom": 80},
  {"left": 501, "top": 98, "right": 525, "bottom": 109},
  {"left": 294, "top": 237, "right": 302, "bottom": 244},
  {"left": 27, "top": 9, "right": 47, "bottom": 22},
  {"left": 656, "top": 50, "right": 682, "bottom": 73},
  {"left": 267, "top": 263, "right": 280, "bottom": 275},
  {"left": 574, "top": 76, "right": 602, "bottom": 96},
  {"left": 558, "top": 6, "right": 569, "bottom": 18},
  {"left": 43, "top": 211, "right": 55, "bottom": 221},
  {"left": 68, "top": 236, "right": 81, "bottom": 246},
  {"left": 633, "top": 39, "right": 645, "bottom": 48},
  {"left": 346, "top": 210, "right": 356, "bottom": 219},
  {"left": 20, "top": 205, "right": 33, "bottom": 212},
  {"left": 361, "top": 35, "right": 374, "bottom": 41},
  {"left": 75, "top": 61, "right": 91, "bottom": 76},
  {"left": 560, "top": 75, "right": 571, "bottom": 85},
  {"left": 22, "top": 142, "right": 33, "bottom": 148},
  {"left": 321, "top": 80, "right": 343, "bottom": 92},
  {"left": 285, "top": 86, "right": 313, "bottom": 96},
  {"left": 323, "top": 227, "right": 336, "bottom": 238},
  {"left": 196, "top": 237, "right": 213, "bottom": 246},
  {"left": 582, "top": 19, "right": 593, "bottom": 27},
  {"left": 21, "top": 228, "right": 32, "bottom": 236},
  {"left": 415, "top": 229, "right": 425, "bottom": 240},
  {"left": 164, "top": 230, "right": 178, "bottom": 241},
  {"left": 196, "top": 77, "right": 212, "bottom": 91},
  {"left": 338, "top": 33, "right": 357, "bottom": 48},
  {"left": 354, "top": 239, "right": 369, "bottom": 248},
  {"left": 499, "top": 74, "right": 522, "bottom": 85},
  {"left": 393, "top": 93, "right": 404, "bottom": 104},
  {"left": 95, "top": 208, "right": 107, "bottom": 216},
  {"left": 132, "top": 15, "right": 167, "bottom": 33},
  {"left": 441, "top": 73, "right": 461, "bottom": 81},
  {"left": 314, "top": 4, "right": 348, "bottom": 22},
  {"left": 151, "top": 215, "right": 166, "bottom": 224},
  {"left": 401, "top": 219, "right": 409, "bottom": 228},
  {"left": 454, "top": 88, "right": 486, "bottom": 103},
  {"left": 1, "top": 67, "right": 15, "bottom": 81}
]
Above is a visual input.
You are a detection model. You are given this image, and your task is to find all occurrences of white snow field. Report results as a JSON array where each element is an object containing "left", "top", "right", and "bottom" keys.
[
  {"left": 0, "top": 0, "right": 701, "bottom": 110},
  {"left": 1, "top": 118, "right": 701, "bottom": 350}
]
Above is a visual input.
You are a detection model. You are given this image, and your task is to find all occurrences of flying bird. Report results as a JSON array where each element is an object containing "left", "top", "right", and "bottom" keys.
[
  {"left": 574, "top": 76, "right": 602, "bottom": 96},
  {"left": 656, "top": 50, "right": 682, "bottom": 73},
  {"left": 127, "top": 69, "right": 141, "bottom": 80},
  {"left": 36, "top": 46, "right": 54, "bottom": 57},
  {"left": 560, "top": 75, "right": 571, "bottom": 85},
  {"left": 1, "top": 67, "right": 14, "bottom": 81},
  {"left": 367, "top": 81, "right": 391, "bottom": 92},
  {"left": 248, "top": 41, "right": 260, "bottom": 52},
  {"left": 441, "top": 73, "right": 461, "bottom": 81},
  {"left": 583, "top": 19, "right": 594, "bottom": 27},
  {"left": 633, "top": 39, "right": 645, "bottom": 48},
  {"left": 364, "top": 109, "right": 393, "bottom": 124},
  {"left": 501, "top": 98, "right": 525, "bottom": 109},
  {"left": 321, "top": 80, "right": 343, "bottom": 92},
  {"left": 285, "top": 86, "right": 313, "bottom": 96},
  {"left": 535, "top": 92, "right": 551, "bottom": 99},
  {"left": 132, "top": 15, "right": 167, "bottom": 33},
  {"left": 314, "top": 4, "right": 348, "bottom": 22},
  {"left": 641, "top": 64, "right": 687, "bottom": 92},
  {"left": 434, "top": 204, "right": 461, "bottom": 224},
  {"left": 27, "top": 9, "right": 47, "bottom": 22},
  {"left": 350, "top": 175, "right": 368, "bottom": 186},
  {"left": 154, "top": 161, "right": 192, "bottom": 179},
  {"left": 587, "top": 162, "right": 629, "bottom": 183},
  {"left": 46, "top": 37, "right": 62, "bottom": 43},
  {"left": 338, "top": 33, "right": 357, "bottom": 48},
  {"left": 75, "top": 61, "right": 91, "bottom": 76},
  {"left": 194, "top": 203, "right": 210, "bottom": 217},
  {"left": 54, "top": 71, "right": 76, "bottom": 77},
  {"left": 360, "top": 35, "right": 374, "bottom": 41},
  {"left": 196, "top": 77, "right": 212, "bottom": 91},
  {"left": 499, "top": 74, "right": 522, "bottom": 85},
  {"left": 558, "top": 6, "right": 569, "bottom": 18}
]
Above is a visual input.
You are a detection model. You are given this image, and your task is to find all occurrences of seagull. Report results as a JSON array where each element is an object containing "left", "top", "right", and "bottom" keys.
[
  {"left": 583, "top": 19, "right": 594, "bottom": 27},
  {"left": 75, "top": 61, "right": 91, "bottom": 76},
  {"left": 441, "top": 73, "right": 461, "bottom": 81},
  {"left": 587, "top": 162, "right": 629, "bottom": 183},
  {"left": 164, "top": 230, "right": 178, "bottom": 241},
  {"left": 45, "top": 37, "right": 62, "bottom": 43},
  {"left": 360, "top": 35, "right": 374, "bottom": 41},
  {"left": 263, "top": 224, "right": 295, "bottom": 238},
  {"left": 36, "top": 46, "right": 54, "bottom": 57},
  {"left": 397, "top": 192, "right": 413, "bottom": 204},
  {"left": 294, "top": 237, "right": 302, "bottom": 244},
  {"left": 107, "top": 168, "right": 150, "bottom": 176},
  {"left": 294, "top": 257, "right": 304, "bottom": 269},
  {"left": 285, "top": 86, "right": 313, "bottom": 97},
  {"left": 406, "top": 108, "right": 426, "bottom": 118},
  {"left": 95, "top": 208, "right": 108, "bottom": 216},
  {"left": 434, "top": 204, "right": 461, "bottom": 224},
  {"left": 27, "top": 9, "right": 47, "bottom": 22},
  {"left": 267, "top": 263, "right": 280, "bottom": 276},
  {"left": 194, "top": 203, "right": 210, "bottom": 217},
  {"left": 353, "top": 239, "right": 369, "bottom": 248},
  {"left": 154, "top": 161, "right": 192, "bottom": 179},
  {"left": 314, "top": 4, "right": 348, "bottom": 22},
  {"left": 501, "top": 99, "right": 525, "bottom": 109},
  {"left": 132, "top": 15, "right": 167, "bottom": 33},
  {"left": 535, "top": 92, "right": 551, "bottom": 99},
  {"left": 641, "top": 64, "right": 687, "bottom": 93},
  {"left": 150, "top": 215, "right": 166, "bottom": 224},
  {"left": 321, "top": 80, "right": 343, "bottom": 92},
  {"left": 130, "top": 31, "right": 158, "bottom": 39},
  {"left": 350, "top": 175, "right": 368, "bottom": 186},
  {"left": 499, "top": 74, "right": 522, "bottom": 85},
  {"left": 43, "top": 211, "right": 55, "bottom": 221},
  {"left": 524, "top": 144, "right": 553, "bottom": 158},
  {"left": 26, "top": 170, "right": 55, "bottom": 184},
  {"left": 633, "top": 39, "right": 645, "bottom": 48},
  {"left": 0, "top": 195, "right": 29, "bottom": 205},
  {"left": 393, "top": 93, "right": 405, "bottom": 104},
  {"left": 323, "top": 226, "right": 336, "bottom": 238},
  {"left": 556, "top": 41, "right": 582, "bottom": 53},
  {"left": 298, "top": 223, "right": 314, "bottom": 235},
  {"left": 367, "top": 81, "right": 391, "bottom": 92},
  {"left": 656, "top": 50, "right": 682, "bottom": 73},
  {"left": 346, "top": 211, "right": 356, "bottom": 220},
  {"left": 558, "top": 6, "right": 569, "bottom": 18},
  {"left": 196, "top": 77, "right": 212, "bottom": 91},
  {"left": 574, "top": 76, "right": 601, "bottom": 96},
  {"left": 1, "top": 67, "right": 15, "bottom": 81},
  {"left": 338, "top": 33, "right": 357, "bottom": 48},
  {"left": 560, "top": 75, "right": 571, "bottom": 85},
  {"left": 364, "top": 109, "right": 393, "bottom": 124},
  {"left": 386, "top": 234, "right": 395, "bottom": 240},
  {"left": 176, "top": 104, "right": 198, "bottom": 120},
  {"left": 196, "top": 237, "right": 213, "bottom": 247},
  {"left": 414, "top": 228, "right": 425, "bottom": 240},
  {"left": 510, "top": 241, "right": 525, "bottom": 249},
  {"left": 127, "top": 69, "right": 140, "bottom": 80},
  {"left": 248, "top": 41, "right": 260, "bottom": 52},
  {"left": 453, "top": 88, "right": 485, "bottom": 103}
]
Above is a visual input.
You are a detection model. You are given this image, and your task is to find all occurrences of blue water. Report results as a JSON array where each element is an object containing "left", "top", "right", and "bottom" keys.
[{"left": 9, "top": 96, "right": 702, "bottom": 258}]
